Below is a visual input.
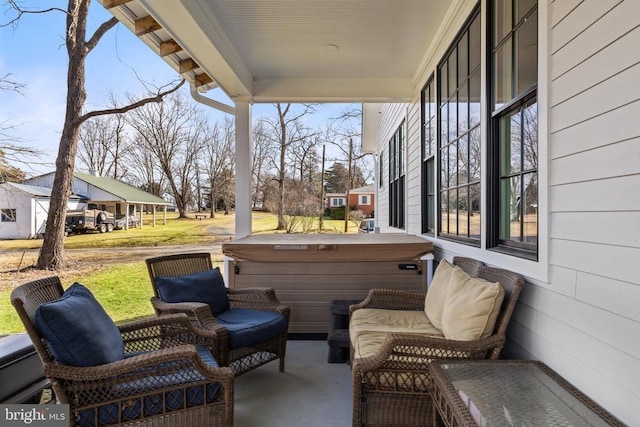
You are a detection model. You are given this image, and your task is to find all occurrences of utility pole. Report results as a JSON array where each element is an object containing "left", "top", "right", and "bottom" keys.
[{"left": 344, "top": 138, "right": 353, "bottom": 233}]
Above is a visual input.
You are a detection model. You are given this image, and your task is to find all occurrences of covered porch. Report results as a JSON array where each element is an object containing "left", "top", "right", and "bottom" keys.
[{"left": 79, "top": 1, "right": 640, "bottom": 425}]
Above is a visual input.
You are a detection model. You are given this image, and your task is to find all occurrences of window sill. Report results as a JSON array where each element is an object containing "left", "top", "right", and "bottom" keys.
[{"left": 488, "top": 245, "right": 537, "bottom": 262}]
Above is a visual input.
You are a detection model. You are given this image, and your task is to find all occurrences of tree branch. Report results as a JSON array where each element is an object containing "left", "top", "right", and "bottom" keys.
[
  {"left": 78, "top": 79, "right": 186, "bottom": 123},
  {"left": 0, "top": 72, "right": 25, "bottom": 94},
  {"left": 1, "top": 0, "right": 69, "bottom": 28},
  {"left": 85, "top": 16, "right": 119, "bottom": 53}
]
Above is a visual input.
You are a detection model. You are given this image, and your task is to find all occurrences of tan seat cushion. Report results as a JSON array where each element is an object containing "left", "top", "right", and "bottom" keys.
[
  {"left": 349, "top": 308, "right": 443, "bottom": 346},
  {"left": 424, "top": 259, "right": 455, "bottom": 330},
  {"left": 353, "top": 330, "right": 442, "bottom": 360},
  {"left": 442, "top": 267, "right": 505, "bottom": 341}
]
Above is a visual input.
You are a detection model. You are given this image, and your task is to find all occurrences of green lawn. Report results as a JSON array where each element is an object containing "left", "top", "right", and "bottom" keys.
[{"left": 1, "top": 212, "right": 359, "bottom": 335}]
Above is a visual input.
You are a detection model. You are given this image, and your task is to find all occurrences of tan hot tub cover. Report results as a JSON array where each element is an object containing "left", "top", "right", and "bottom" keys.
[{"left": 222, "top": 233, "right": 433, "bottom": 262}]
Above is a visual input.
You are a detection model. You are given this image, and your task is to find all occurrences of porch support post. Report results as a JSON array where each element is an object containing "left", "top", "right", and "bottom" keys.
[{"left": 234, "top": 98, "right": 253, "bottom": 238}]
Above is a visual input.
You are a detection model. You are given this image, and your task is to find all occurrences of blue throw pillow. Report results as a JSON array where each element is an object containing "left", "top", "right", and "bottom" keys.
[
  {"left": 154, "top": 268, "right": 230, "bottom": 315},
  {"left": 35, "top": 282, "right": 124, "bottom": 367}
]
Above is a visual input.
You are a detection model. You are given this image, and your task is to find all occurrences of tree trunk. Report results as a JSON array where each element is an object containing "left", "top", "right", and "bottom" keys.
[{"left": 37, "top": 0, "right": 89, "bottom": 270}]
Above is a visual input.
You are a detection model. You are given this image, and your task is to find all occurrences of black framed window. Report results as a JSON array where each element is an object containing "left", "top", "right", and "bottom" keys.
[
  {"left": 421, "top": 76, "right": 436, "bottom": 234},
  {"left": 489, "top": 0, "right": 538, "bottom": 257},
  {"left": 388, "top": 122, "right": 405, "bottom": 229},
  {"left": 437, "top": 8, "right": 481, "bottom": 244},
  {"left": 1, "top": 208, "right": 16, "bottom": 222},
  {"left": 379, "top": 152, "right": 384, "bottom": 188}
]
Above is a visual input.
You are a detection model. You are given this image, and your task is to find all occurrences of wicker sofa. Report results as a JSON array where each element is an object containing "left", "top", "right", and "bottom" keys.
[{"left": 350, "top": 257, "right": 524, "bottom": 427}]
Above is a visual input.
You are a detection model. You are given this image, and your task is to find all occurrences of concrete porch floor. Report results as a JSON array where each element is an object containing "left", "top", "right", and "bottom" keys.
[{"left": 234, "top": 340, "right": 352, "bottom": 427}]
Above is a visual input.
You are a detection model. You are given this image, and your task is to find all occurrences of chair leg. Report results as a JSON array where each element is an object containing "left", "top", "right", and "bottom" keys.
[{"left": 278, "top": 335, "right": 287, "bottom": 372}]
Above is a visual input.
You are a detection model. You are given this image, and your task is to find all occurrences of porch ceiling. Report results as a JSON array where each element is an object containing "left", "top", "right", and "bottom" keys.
[{"left": 99, "top": 0, "right": 454, "bottom": 103}]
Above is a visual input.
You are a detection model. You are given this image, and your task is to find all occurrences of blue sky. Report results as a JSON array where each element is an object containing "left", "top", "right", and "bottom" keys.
[{"left": 0, "top": 2, "right": 354, "bottom": 177}]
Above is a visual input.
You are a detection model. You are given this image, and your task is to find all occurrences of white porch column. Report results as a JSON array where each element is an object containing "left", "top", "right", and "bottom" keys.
[{"left": 234, "top": 98, "right": 253, "bottom": 238}]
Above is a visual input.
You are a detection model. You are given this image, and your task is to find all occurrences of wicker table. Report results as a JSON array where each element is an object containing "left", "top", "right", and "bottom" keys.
[{"left": 428, "top": 360, "right": 625, "bottom": 427}]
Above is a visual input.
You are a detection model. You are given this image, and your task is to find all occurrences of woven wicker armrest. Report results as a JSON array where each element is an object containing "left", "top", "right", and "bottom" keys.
[
  {"left": 228, "top": 288, "right": 290, "bottom": 315},
  {"left": 43, "top": 344, "right": 234, "bottom": 415},
  {"left": 45, "top": 344, "right": 229, "bottom": 380},
  {"left": 151, "top": 297, "right": 224, "bottom": 327},
  {"left": 118, "top": 313, "right": 220, "bottom": 351},
  {"left": 353, "top": 333, "right": 506, "bottom": 373},
  {"left": 350, "top": 289, "right": 425, "bottom": 314}
]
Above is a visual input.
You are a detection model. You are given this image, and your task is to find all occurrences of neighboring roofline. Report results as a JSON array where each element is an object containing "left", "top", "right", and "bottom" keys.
[{"left": 1, "top": 182, "right": 83, "bottom": 199}]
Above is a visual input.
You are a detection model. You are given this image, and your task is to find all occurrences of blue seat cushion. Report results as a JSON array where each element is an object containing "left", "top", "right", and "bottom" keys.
[
  {"left": 35, "top": 282, "right": 124, "bottom": 367},
  {"left": 216, "top": 308, "right": 287, "bottom": 349},
  {"left": 77, "top": 346, "right": 221, "bottom": 427},
  {"left": 155, "top": 268, "right": 230, "bottom": 315}
]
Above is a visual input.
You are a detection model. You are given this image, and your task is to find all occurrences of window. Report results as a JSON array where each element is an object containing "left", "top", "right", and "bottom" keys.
[
  {"left": 331, "top": 198, "right": 345, "bottom": 207},
  {"left": 489, "top": 0, "right": 538, "bottom": 257},
  {"left": 421, "top": 75, "right": 436, "bottom": 234},
  {"left": 379, "top": 152, "right": 384, "bottom": 188},
  {"left": 359, "top": 195, "right": 371, "bottom": 205},
  {"left": 388, "top": 122, "right": 405, "bottom": 229},
  {"left": 437, "top": 9, "right": 481, "bottom": 244},
  {"left": 1, "top": 208, "right": 16, "bottom": 222}
]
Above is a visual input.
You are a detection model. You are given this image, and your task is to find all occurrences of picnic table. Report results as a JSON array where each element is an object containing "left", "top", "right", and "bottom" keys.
[{"left": 194, "top": 214, "right": 207, "bottom": 220}]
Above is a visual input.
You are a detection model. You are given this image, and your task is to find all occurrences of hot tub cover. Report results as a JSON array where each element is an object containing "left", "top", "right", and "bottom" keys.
[{"left": 222, "top": 233, "right": 433, "bottom": 262}]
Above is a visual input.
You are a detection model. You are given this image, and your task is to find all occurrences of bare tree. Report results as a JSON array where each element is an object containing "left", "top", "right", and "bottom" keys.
[
  {"left": 259, "top": 103, "right": 317, "bottom": 230},
  {"left": 0, "top": 73, "right": 45, "bottom": 173},
  {"left": 127, "top": 92, "right": 205, "bottom": 218},
  {"left": 3, "top": 1, "right": 185, "bottom": 269},
  {"left": 126, "top": 134, "right": 165, "bottom": 198},
  {"left": 202, "top": 117, "right": 235, "bottom": 218},
  {"left": 77, "top": 113, "right": 130, "bottom": 179},
  {"left": 251, "top": 120, "right": 277, "bottom": 210},
  {"left": 324, "top": 105, "right": 374, "bottom": 185}
]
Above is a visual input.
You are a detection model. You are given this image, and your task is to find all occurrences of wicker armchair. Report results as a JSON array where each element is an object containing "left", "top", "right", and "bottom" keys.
[
  {"left": 146, "top": 252, "right": 290, "bottom": 376},
  {"left": 350, "top": 257, "right": 524, "bottom": 426},
  {"left": 11, "top": 276, "right": 234, "bottom": 427}
]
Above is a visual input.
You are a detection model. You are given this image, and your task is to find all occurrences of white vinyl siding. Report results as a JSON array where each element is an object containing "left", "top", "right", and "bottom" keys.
[
  {"left": 511, "top": 0, "right": 640, "bottom": 423},
  {"left": 374, "top": 0, "right": 639, "bottom": 423}
]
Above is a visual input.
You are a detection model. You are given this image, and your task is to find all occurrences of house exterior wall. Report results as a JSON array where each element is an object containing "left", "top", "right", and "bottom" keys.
[
  {"left": 375, "top": 0, "right": 639, "bottom": 423},
  {"left": 0, "top": 186, "right": 38, "bottom": 239},
  {"left": 348, "top": 193, "right": 375, "bottom": 217}
]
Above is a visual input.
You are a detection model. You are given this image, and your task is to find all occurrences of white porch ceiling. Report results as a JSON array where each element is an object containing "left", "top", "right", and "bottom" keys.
[{"left": 100, "top": 0, "right": 454, "bottom": 103}]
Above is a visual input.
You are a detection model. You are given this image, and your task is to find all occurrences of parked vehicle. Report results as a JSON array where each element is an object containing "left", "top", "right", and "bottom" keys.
[
  {"left": 65, "top": 208, "right": 116, "bottom": 233},
  {"left": 114, "top": 214, "right": 141, "bottom": 230}
]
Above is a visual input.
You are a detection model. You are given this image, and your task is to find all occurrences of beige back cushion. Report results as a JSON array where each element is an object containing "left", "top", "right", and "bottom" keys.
[
  {"left": 442, "top": 267, "right": 505, "bottom": 341},
  {"left": 424, "top": 260, "right": 455, "bottom": 330}
]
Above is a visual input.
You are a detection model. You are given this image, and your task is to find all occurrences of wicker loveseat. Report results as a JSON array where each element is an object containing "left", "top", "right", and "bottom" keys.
[
  {"left": 11, "top": 276, "right": 234, "bottom": 427},
  {"left": 350, "top": 257, "right": 524, "bottom": 426}
]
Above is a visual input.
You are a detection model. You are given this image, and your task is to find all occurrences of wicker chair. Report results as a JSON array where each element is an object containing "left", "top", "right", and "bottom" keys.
[
  {"left": 146, "top": 252, "right": 290, "bottom": 376},
  {"left": 350, "top": 257, "right": 524, "bottom": 427},
  {"left": 11, "top": 276, "right": 234, "bottom": 427}
]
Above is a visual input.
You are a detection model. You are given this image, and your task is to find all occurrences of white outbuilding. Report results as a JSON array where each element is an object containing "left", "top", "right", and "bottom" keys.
[{"left": 0, "top": 182, "right": 83, "bottom": 240}]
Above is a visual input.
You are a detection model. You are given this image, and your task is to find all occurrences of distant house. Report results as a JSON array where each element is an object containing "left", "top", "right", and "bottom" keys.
[
  {"left": 326, "top": 184, "right": 375, "bottom": 217},
  {"left": 16, "top": 171, "right": 171, "bottom": 236},
  {"left": 0, "top": 182, "right": 83, "bottom": 239}
]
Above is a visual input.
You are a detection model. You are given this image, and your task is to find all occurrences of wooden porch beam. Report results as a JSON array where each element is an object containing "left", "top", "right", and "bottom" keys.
[
  {"left": 134, "top": 15, "right": 161, "bottom": 36},
  {"left": 179, "top": 58, "right": 199, "bottom": 74},
  {"left": 160, "top": 39, "right": 183, "bottom": 57},
  {"left": 194, "top": 73, "right": 214, "bottom": 87},
  {"left": 102, "top": 0, "right": 132, "bottom": 8}
]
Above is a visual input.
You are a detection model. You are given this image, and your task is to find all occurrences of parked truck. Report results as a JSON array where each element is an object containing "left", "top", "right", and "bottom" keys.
[{"left": 65, "top": 208, "right": 116, "bottom": 233}]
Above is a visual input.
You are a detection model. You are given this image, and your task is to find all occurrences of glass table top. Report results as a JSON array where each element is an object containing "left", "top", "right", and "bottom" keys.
[{"left": 439, "top": 362, "right": 614, "bottom": 427}]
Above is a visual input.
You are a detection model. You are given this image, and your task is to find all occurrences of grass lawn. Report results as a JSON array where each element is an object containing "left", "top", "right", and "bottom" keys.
[{"left": 1, "top": 212, "right": 360, "bottom": 335}]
